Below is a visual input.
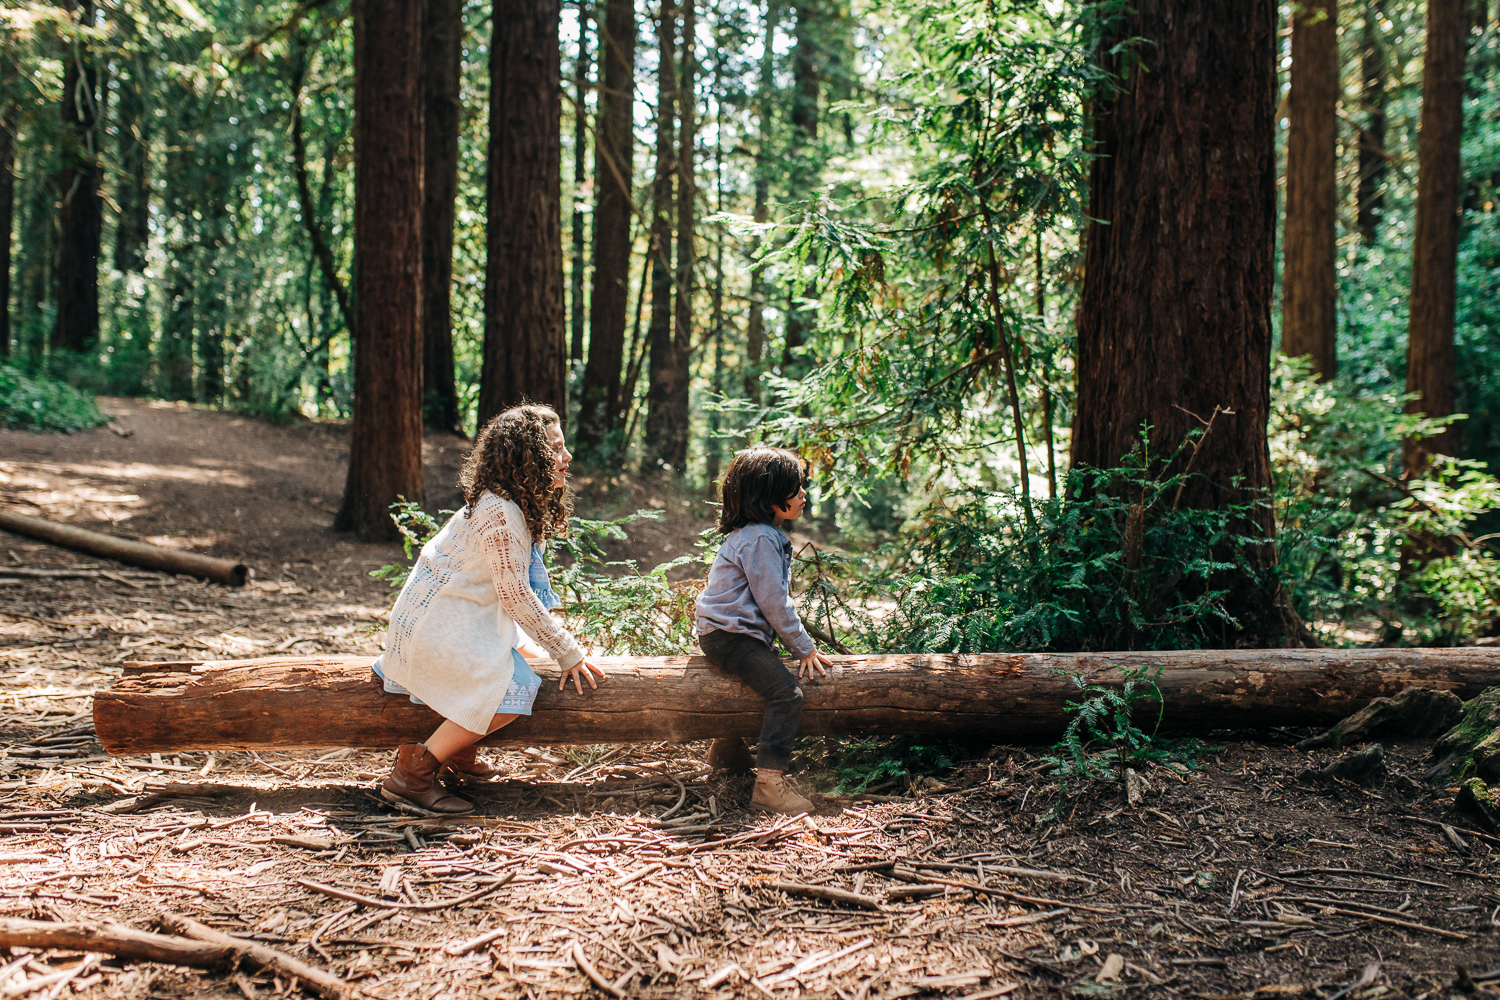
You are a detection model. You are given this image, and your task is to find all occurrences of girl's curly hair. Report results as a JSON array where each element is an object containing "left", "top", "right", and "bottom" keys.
[{"left": 460, "top": 404, "right": 571, "bottom": 541}]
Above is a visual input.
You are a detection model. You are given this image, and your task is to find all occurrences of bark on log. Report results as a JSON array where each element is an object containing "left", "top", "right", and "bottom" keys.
[
  {"left": 0, "top": 509, "right": 248, "bottom": 586},
  {"left": 93, "top": 649, "right": 1500, "bottom": 754},
  {"left": 0, "top": 916, "right": 235, "bottom": 967}
]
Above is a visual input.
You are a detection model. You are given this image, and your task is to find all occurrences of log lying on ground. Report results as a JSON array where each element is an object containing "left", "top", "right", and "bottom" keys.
[
  {"left": 0, "top": 508, "right": 247, "bottom": 586},
  {"left": 93, "top": 648, "right": 1500, "bottom": 753}
]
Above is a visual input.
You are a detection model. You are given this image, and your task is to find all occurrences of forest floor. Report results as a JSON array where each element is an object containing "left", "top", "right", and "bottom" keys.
[{"left": 0, "top": 400, "right": 1497, "bottom": 1000}]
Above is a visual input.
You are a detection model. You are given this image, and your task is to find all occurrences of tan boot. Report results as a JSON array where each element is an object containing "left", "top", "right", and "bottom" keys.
[
  {"left": 440, "top": 745, "right": 505, "bottom": 782},
  {"left": 750, "top": 769, "right": 814, "bottom": 815},
  {"left": 382, "top": 743, "right": 474, "bottom": 815}
]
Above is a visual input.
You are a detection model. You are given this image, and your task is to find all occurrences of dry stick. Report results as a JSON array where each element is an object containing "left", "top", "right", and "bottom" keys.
[
  {"left": 657, "top": 772, "right": 687, "bottom": 821},
  {"left": 0, "top": 917, "right": 233, "bottom": 967},
  {"left": 156, "top": 913, "right": 354, "bottom": 1000},
  {"left": 5, "top": 954, "right": 99, "bottom": 999},
  {"left": 769, "top": 883, "right": 882, "bottom": 912},
  {"left": 296, "top": 872, "right": 513, "bottom": 912},
  {"left": 1328, "top": 907, "right": 1469, "bottom": 940},
  {"left": 1227, "top": 868, "right": 1247, "bottom": 914},
  {"left": 915, "top": 874, "right": 1116, "bottom": 915},
  {"left": 984, "top": 908, "right": 1068, "bottom": 928},
  {"left": 570, "top": 940, "right": 624, "bottom": 999},
  {"left": 762, "top": 937, "right": 875, "bottom": 988},
  {"left": 1276, "top": 867, "right": 1447, "bottom": 889}
]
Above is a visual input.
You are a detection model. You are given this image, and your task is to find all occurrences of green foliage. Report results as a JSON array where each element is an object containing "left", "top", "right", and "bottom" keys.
[
  {"left": 1038, "top": 664, "right": 1211, "bottom": 782},
  {"left": 818, "top": 736, "right": 962, "bottom": 795},
  {"left": 372, "top": 502, "right": 710, "bottom": 657},
  {"left": 0, "top": 364, "right": 108, "bottom": 433}
]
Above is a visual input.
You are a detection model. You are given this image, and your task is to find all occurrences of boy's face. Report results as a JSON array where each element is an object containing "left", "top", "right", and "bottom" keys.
[{"left": 774, "top": 486, "right": 808, "bottom": 522}]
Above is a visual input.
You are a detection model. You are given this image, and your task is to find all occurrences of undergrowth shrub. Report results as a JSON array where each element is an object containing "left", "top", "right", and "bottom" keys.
[
  {"left": 1039, "top": 665, "right": 1214, "bottom": 782},
  {"left": 0, "top": 364, "right": 108, "bottom": 433}
]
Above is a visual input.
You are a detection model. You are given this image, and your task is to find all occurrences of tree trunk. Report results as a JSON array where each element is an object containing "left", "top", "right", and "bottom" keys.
[
  {"left": 477, "top": 0, "right": 567, "bottom": 428},
  {"left": 744, "top": 1, "right": 777, "bottom": 403},
  {"left": 94, "top": 649, "right": 1500, "bottom": 753},
  {"left": 159, "top": 97, "right": 197, "bottom": 402},
  {"left": 114, "top": 42, "right": 150, "bottom": 275},
  {"left": 570, "top": 4, "right": 590, "bottom": 366},
  {"left": 576, "top": 0, "right": 635, "bottom": 453},
  {"left": 420, "top": 0, "right": 463, "bottom": 433},
  {"left": 643, "top": 0, "right": 680, "bottom": 471},
  {"left": 52, "top": 0, "right": 102, "bottom": 355},
  {"left": 335, "top": 0, "right": 427, "bottom": 542},
  {"left": 1072, "top": 1, "right": 1292, "bottom": 646},
  {"left": 1403, "top": 0, "right": 1470, "bottom": 476},
  {"left": 0, "top": 69, "right": 15, "bottom": 358},
  {"left": 661, "top": 0, "right": 696, "bottom": 471},
  {"left": 1281, "top": 0, "right": 1339, "bottom": 381},
  {"left": 790, "top": 0, "right": 819, "bottom": 142},
  {"left": 1357, "top": 4, "right": 1388, "bottom": 242}
]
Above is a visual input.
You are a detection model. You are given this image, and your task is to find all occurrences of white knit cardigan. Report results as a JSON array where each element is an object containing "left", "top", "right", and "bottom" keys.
[{"left": 375, "top": 492, "right": 585, "bottom": 733}]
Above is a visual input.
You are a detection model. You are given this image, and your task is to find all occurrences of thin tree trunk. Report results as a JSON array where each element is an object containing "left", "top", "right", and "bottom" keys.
[
  {"left": 1357, "top": 4, "right": 1388, "bottom": 242},
  {"left": 643, "top": 0, "right": 679, "bottom": 471},
  {"left": 1073, "top": 0, "right": 1300, "bottom": 646},
  {"left": 744, "top": 1, "right": 776, "bottom": 403},
  {"left": 0, "top": 63, "right": 15, "bottom": 358},
  {"left": 1037, "top": 230, "right": 1055, "bottom": 500},
  {"left": 707, "top": 61, "right": 725, "bottom": 487},
  {"left": 477, "top": 0, "right": 567, "bottom": 428},
  {"left": 113, "top": 41, "right": 149, "bottom": 275},
  {"left": 1403, "top": 0, "right": 1470, "bottom": 477},
  {"left": 657, "top": 0, "right": 696, "bottom": 472},
  {"left": 336, "top": 0, "right": 427, "bottom": 541},
  {"left": 576, "top": 0, "right": 635, "bottom": 452},
  {"left": 1281, "top": 0, "right": 1339, "bottom": 381},
  {"left": 790, "top": 0, "right": 818, "bottom": 142},
  {"left": 421, "top": 0, "right": 463, "bottom": 432},
  {"left": 52, "top": 0, "right": 101, "bottom": 355},
  {"left": 570, "top": 3, "right": 590, "bottom": 365},
  {"left": 159, "top": 94, "right": 197, "bottom": 402}
]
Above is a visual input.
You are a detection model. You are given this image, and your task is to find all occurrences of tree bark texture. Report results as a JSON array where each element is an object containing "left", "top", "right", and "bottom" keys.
[
  {"left": 1072, "top": 1, "right": 1283, "bottom": 643},
  {"left": 1403, "top": 0, "right": 1470, "bottom": 475},
  {"left": 0, "top": 79, "right": 15, "bottom": 357},
  {"left": 644, "top": 0, "right": 682, "bottom": 472},
  {"left": 52, "top": 0, "right": 102, "bottom": 354},
  {"left": 662, "top": 0, "right": 697, "bottom": 471},
  {"left": 93, "top": 649, "right": 1500, "bottom": 753},
  {"left": 1281, "top": 0, "right": 1339, "bottom": 381},
  {"left": 477, "top": 0, "right": 567, "bottom": 428},
  {"left": 421, "top": 0, "right": 463, "bottom": 433},
  {"left": 576, "top": 0, "right": 635, "bottom": 453},
  {"left": 1357, "top": 6, "right": 1388, "bottom": 242},
  {"left": 336, "top": 0, "right": 427, "bottom": 541},
  {"left": 570, "top": 4, "right": 590, "bottom": 365}
]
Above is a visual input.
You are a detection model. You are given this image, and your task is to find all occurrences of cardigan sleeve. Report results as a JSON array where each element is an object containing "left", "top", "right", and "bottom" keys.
[{"left": 481, "top": 505, "right": 586, "bottom": 672}]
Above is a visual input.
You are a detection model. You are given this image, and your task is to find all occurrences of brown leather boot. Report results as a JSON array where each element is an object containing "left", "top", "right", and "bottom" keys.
[
  {"left": 440, "top": 745, "right": 505, "bottom": 782},
  {"left": 750, "top": 769, "right": 814, "bottom": 815},
  {"left": 381, "top": 743, "right": 474, "bottom": 815}
]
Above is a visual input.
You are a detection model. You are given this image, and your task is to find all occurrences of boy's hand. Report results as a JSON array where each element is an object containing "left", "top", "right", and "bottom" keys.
[
  {"left": 798, "top": 649, "right": 833, "bottom": 679},
  {"left": 560, "top": 658, "right": 607, "bottom": 694}
]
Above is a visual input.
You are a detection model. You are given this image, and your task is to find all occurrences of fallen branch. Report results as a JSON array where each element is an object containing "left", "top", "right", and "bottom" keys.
[
  {"left": 296, "top": 872, "right": 513, "bottom": 912},
  {"left": 570, "top": 941, "right": 624, "bottom": 999},
  {"left": 155, "top": 913, "right": 355, "bottom": 1000},
  {"left": 0, "top": 509, "right": 247, "bottom": 586},
  {"left": 768, "top": 882, "right": 883, "bottom": 911},
  {"left": 0, "top": 916, "right": 233, "bottom": 967}
]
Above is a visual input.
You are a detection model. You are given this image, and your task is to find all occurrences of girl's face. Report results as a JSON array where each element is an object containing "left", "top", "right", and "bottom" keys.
[
  {"left": 774, "top": 486, "right": 808, "bottom": 522},
  {"left": 547, "top": 421, "right": 572, "bottom": 489}
]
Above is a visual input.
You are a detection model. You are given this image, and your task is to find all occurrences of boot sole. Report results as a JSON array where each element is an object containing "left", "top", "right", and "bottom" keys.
[{"left": 379, "top": 787, "right": 474, "bottom": 817}]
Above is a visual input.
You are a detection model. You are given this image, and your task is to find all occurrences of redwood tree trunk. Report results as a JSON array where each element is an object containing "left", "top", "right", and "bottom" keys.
[
  {"left": 336, "top": 0, "right": 427, "bottom": 542},
  {"left": 1281, "top": 0, "right": 1339, "bottom": 381},
  {"left": 477, "top": 0, "right": 567, "bottom": 428},
  {"left": 114, "top": 41, "right": 150, "bottom": 275},
  {"left": 52, "top": 0, "right": 102, "bottom": 355},
  {"left": 1072, "top": 1, "right": 1291, "bottom": 645},
  {"left": 1403, "top": 0, "right": 1470, "bottom": 476},
  {"left": 421, "top": 0, "right": 463, "bottom": 433},
  {"left": 660, "top": 0, "right": 696, "bottom": 472},
  {"left": 570, "top": 4, "right": 590, "bottom": 365},
  {"left": 1357, "top": 5, "right": 1388, "bottom": 242},
  {"left": 743, "top": 2, "right": 777, "bottom": 403},
  {"left": 576, "top": 0, "right": 635, "bottom": 453},
  {"left": 643, "top": 0, "right": 680, "bottom": 471}
]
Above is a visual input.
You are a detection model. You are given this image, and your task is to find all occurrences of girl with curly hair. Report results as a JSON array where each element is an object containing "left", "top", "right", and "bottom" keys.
[{"left": 374, "top": 404, "right": 606, "bottom": 814}]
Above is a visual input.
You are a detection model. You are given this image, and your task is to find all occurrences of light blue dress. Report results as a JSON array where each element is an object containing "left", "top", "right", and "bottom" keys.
[{"left": 373, "top": 544, "right": 559, "bottom": 716}]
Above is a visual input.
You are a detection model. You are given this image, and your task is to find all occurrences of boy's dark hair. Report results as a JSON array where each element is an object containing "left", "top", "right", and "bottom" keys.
[{"left": 717, "top": 447, "right": 808, "bottom": 533}]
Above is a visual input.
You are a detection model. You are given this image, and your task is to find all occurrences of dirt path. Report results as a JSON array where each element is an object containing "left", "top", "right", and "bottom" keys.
[{"left": 0, "top": 403, "right": 1496, "bottom": 999}]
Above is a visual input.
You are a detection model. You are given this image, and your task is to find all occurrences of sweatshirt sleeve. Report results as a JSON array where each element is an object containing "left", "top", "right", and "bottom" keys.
[
  {"left": 482, "top": 510, "right": 586, "bottom": 672},
  {"left": 739, "top": 532, "right": 816, "bottom": 659}
]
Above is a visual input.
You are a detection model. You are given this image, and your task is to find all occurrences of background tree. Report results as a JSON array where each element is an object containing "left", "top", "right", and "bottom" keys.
[
  {"left": 52, "top": 0, "right": 101, "bottom": 355},
  {"left": 336, "top": 0, "right": 427, "bottom": 541},
  {"left": 1357, "top": 4, "right": 1389, "bottom": 242},
  {"left": 1072, "top": 0, "right": 1299, "bottom": 645},
  {"left": 1281, "top": 0, "right": 1339, "bottom": 380},
  {"left": 421, "top": 0, "right": 463, "bottom": 433},
  {"left": 576, "top": 0, "right": 635, "bottom": 453},
  {"left": 0, "top": 48, "right": 15, "bottom": 358},
  {"left": 644, "top": 0, "right": 681, "bottom": 471},
  {"left": 569, "top": 4, "right": 590, "bottom": 366},
  {"left": 1404, "top": 0, "right": 1470, "bottom": 476}
]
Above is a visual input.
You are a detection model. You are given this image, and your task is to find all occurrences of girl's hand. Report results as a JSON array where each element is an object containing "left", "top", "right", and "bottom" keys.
[
  {"left": 560, "top": 658, "right": 607, "bottom": 694},
  {"left": 798, "top": 649, "right": 833, "bottom": 679}
]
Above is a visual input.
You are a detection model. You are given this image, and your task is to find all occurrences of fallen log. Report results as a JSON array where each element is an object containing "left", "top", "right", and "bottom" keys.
[
  {"left": 0, "top": 916, "right": 234, "bottom": 967},
  {"left": 92, "top": 648, "right": 1500, "bottom": 753},
  {"left": 0, "top": 508, "right": 248, "bottom": 586}
]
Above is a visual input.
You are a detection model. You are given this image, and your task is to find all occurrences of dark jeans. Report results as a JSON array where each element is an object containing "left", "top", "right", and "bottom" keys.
[{"left": 699, "top": 629, "right": 803, "bottom": 772}]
